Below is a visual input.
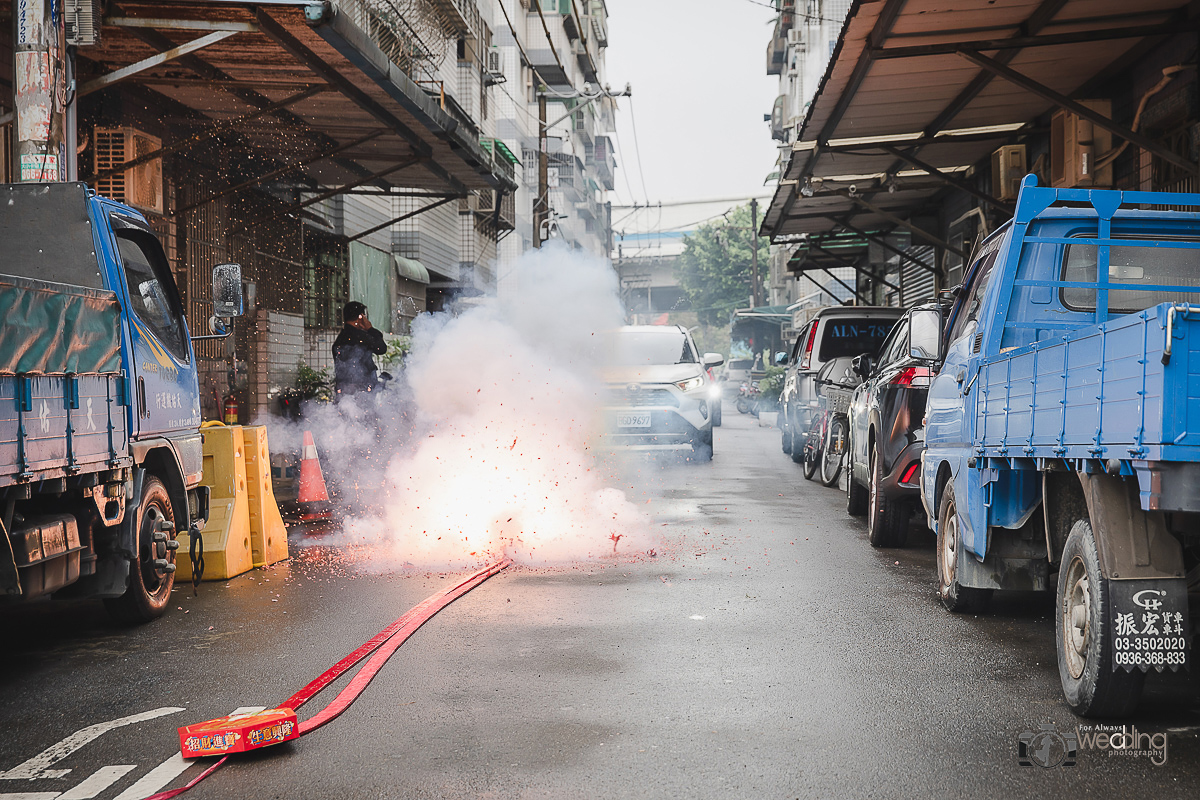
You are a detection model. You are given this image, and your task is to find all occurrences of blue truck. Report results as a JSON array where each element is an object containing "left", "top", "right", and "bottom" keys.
[
  {"left": 915, "top": 175, "right": 1200, "bottom": 717},
  {"left": 0, "top": 182, "right": 241, "bottom": 622}
]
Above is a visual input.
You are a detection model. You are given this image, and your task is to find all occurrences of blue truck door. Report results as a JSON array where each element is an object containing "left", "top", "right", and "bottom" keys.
[
  {"left": 926, "top": 244, "right": 1002, "bottom": 553},
  {"left": 105, "top": 211, "right": 201, "bottom": 437}
]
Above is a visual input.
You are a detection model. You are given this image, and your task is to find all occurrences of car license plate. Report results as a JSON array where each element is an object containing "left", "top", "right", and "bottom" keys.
[{"left": 617, "top": 413, "right": 651, "bottom": 428}]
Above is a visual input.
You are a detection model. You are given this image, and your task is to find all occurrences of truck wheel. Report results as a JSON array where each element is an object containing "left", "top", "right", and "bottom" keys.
[
  {"left": 1056, "top": 519, "right": 1145, "bottom": 717},
  {"left": 105, "top": 476, "right": 177, "bottom": 624},
  {"left": 846, "top": 458, "right": 868, "bottom": 517},
  {"left": 936, "top": 481, "right": 991, "bottom": 612},
  {"left": 868, "top": 447, "right": 908, "bottom": 547}
]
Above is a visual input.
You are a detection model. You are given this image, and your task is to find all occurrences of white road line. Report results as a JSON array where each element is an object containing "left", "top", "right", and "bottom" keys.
[
  {"left": 58, "top": 765, "right": 136, "bottom": 800},
  {"left": 110, "top": 707, "right": 266, "bottom": 800},
  {"left": 0, "top": 708, "right": 184, "bottom": 781},
  {"left": 0, "top": 793, "right": 62, "bottom": 800},
  {"left": 110, "top": 755, "right": 188, "bottom": 800}
]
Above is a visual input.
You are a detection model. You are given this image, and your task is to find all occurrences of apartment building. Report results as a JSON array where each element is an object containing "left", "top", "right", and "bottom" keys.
[
  {"left": 491, "top": 0, "right": 617, "bottom": 287},
  {"left": 763, "top": 0, "right": 855, "bottom": 310}
]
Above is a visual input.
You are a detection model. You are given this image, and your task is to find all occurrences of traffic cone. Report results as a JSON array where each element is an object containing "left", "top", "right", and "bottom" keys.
[{"left": 298, "top": 430, "right": 332, "bottom": 522}]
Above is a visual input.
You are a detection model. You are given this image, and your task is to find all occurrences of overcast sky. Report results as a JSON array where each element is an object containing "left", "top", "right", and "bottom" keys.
[{"left": 603, "top": 0, "right": 780, "bottom": 223}]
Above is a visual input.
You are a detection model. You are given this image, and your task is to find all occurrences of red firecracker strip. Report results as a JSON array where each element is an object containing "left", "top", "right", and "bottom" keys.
[{"left": 149, "top": 558, "right": 512, "bottom": 799}]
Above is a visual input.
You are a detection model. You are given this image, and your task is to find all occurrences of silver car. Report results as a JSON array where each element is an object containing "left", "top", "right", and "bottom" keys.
[{"left": 599, "top": 326, "right": 724, "bottom": 460}]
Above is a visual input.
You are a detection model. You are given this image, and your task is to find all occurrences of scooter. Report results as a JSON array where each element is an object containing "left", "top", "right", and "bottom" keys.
[{"left": 735, "top": 381, "right": 760, "bottom": 415}]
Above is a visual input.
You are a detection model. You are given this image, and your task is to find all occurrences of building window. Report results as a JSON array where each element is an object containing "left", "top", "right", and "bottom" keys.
[{"left": 304, "top": 230, "right": 347, "bottom": 329}]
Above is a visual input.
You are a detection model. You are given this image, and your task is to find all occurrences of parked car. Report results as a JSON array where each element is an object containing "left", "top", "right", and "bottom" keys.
[
  {"left": 845, "top": 302, "right": 945, "bottom": 546},
  {"left": 779, "top": 306, "right": 903, "bottom": 463},
  {"left": 600, "top": 325, "right": 724, "bottom": 461},
  {"left": 721, "top": 358, "right": 754, "bottom": 389}
]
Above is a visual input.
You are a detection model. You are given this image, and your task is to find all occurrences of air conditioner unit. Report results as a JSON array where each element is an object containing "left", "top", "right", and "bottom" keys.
[
  {"left": 487, "top": 49, "right": 502, "bottom": 74},
  {"left": 786, "top": 28, "right": 804, "bottom": 47},
  {"left": 64, "top": 0, "right": 100, "bottom": 46},
  {"left": 1050, "top": 100, "right": 1112, "bottom": 189},
  {"left": 991, "top": 144, "right": 1027, "bottom": 201},
  {"left": 93, "top": 128, "right": 163, "bottom": 214}
]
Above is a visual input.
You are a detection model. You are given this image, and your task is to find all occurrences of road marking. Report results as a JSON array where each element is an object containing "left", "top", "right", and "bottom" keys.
[
  {"left": 0, "top": 793, "right": 62, "bottom": 800},
  {"left": 0, "top": 708, "right": 184, "bottom": 780},
  {"left": 59, "top": 766, "right": 136, "bottom": 800},
  {"left": 111, "top": 707, "right": 265, "bottom": 800}
]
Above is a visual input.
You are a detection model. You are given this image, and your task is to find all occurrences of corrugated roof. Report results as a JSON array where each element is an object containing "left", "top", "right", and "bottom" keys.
[{"left": 762, "top": 0, "right": 1195, "bottom": 240}]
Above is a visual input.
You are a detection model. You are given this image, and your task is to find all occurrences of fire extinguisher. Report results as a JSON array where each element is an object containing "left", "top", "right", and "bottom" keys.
[{"left": 223, "top": 394, "right": 239, "bottom": 425}]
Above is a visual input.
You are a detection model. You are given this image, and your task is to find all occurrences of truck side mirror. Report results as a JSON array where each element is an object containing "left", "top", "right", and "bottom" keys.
[
  {"left": 212, "top": 263, "right": 244, "bottom": 319},
  {"left": 909, "top": 307, "right": 943, "bottom": 361}
]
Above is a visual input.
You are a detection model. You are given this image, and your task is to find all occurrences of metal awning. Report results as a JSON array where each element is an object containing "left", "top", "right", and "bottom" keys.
[
  {"left": 71, "top": 0, "right": 516, "bottom": 215},
  {"left": 762, "top": 0, "right": 1199, "bottom": 242},
  {"left": 394, "top": 255, "right": 430, "bottom": 284}
]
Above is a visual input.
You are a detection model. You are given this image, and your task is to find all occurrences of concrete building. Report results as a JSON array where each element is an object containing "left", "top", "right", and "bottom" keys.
[
  {"left": 763, "top": 0, "right": 857, "bottom": 311},
  {"left": 491, "top": 0, "right": 616, "bottom": 287}
]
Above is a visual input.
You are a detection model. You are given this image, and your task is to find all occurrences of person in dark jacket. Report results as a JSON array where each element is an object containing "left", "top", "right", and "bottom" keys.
[{"left": 333, "top": 301, "right": 388, "bottom": 398}]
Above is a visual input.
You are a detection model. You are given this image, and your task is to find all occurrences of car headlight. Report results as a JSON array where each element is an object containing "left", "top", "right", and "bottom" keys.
[{"left": 675, "top": 375, "right": 704, "bottom": 392}]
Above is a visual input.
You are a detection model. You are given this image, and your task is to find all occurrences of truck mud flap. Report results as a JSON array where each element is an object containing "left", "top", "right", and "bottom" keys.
[{"left": 1109, "top": 578, "right": 1190, "bottom": 672}]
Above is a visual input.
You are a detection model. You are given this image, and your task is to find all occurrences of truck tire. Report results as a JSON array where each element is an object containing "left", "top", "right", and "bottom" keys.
[
  {"left": 846, "top": 459, "right": 868, "bottom": 517},
  {"left": 868, "top": 447, "right": 907, "bottom": 547},
  {"left": 936, "top": 481, "right": 992, "bottom": 612},
  {"left": 1056, "top": 519, "right": 1145, "bottom": 718},
  {"left": 105, "top": 475, "right": 177, "bottom": 624}
]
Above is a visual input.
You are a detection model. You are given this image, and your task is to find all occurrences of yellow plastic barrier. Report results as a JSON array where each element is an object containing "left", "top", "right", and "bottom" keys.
[
  {"left": 177, "top": 425, "right": 254, "bottom": 581},
  {"left": 241, "top": 425, "right": 289, "bottom": 568}
]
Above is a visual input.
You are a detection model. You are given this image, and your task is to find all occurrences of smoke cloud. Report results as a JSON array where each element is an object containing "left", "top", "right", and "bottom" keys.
[{"left": 283, "top": 243, "right": 655, "bottom": 570}]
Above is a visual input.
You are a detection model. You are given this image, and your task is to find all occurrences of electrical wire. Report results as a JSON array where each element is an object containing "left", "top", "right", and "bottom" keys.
[{"left": 626, "top": 96, "right": 652, "bottom": 206}]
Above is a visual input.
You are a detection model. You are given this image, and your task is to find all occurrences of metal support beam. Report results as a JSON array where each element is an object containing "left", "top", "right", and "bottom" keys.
[
  {"left": 105, "top": 17, "right": 259, "bottom": 32},
  {"left": 819, "top": 268, "right": 866, "bottom": 305},
  {"left": 829, "top": 217, "right": 940, "bottom": 277},
  {"left": 957, "top": 49, "right": 1200, "bottom": 177},
  {"left": 286, "top": 158, "right": 426, "bottom": 214},
  {"left": 806, "top": 241, "right": 902, "bottom": 293},
  {"left": 126, "top": 26, "right": 383, "bottom": 188},
  {"left": 78, "top": 31, "right": 240, "bottom": 97},
  {"left": 877, "top": 145, "right": 1014, "bottom": 215},
  {"left": 172, "top": 130, "right": 389, "bottom": 216},
  {"left": 253, "top": 9, "right": 469, "bottom": 197},
  {"left": 86, "top": 86, "right": 327, "bottom": 182},
  {"left": 839, "top": 191, "right": 967, "bottom": 261},
  {"left": 346, "top": 196, "right": 460, "bottom": 243},
  {"left": 871, "top": 21, "right": 1189, "bottom": 60}
]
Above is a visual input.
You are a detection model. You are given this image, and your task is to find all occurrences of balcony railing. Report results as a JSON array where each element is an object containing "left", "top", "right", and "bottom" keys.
[{"left": 335, "top": 0, "right": 454, "bottom": 82}]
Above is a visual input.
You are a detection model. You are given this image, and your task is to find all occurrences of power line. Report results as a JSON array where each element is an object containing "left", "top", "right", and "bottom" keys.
[
  {"left": 612, "top": 194, "right": 773, "bottom": 209},
  {"left": 627, "top": 96, "right": 652, "bottom": 206}
]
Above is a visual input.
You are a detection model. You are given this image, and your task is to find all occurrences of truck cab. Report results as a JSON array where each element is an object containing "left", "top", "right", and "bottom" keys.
[{"left": 0, "top": 182, "right": 241, "bottom": 621}]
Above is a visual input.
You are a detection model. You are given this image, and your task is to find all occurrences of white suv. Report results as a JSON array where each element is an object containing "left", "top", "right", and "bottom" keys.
[{"left": 599, "top": 326, "right": 724, "bottom": 460}]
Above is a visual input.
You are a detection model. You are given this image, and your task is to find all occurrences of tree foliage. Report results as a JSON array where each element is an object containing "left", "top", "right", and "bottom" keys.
[{"left": 675, "top": 204, "right": 769, "bottom": 326}]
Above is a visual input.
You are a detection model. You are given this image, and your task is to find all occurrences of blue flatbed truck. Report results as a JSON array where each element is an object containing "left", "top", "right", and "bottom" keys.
[
  {"left": 0, "top": 182, "right": 241, "bottom": 622},
  {"left": 915, "top": 175, "right": 1200, "bottom": 717}
]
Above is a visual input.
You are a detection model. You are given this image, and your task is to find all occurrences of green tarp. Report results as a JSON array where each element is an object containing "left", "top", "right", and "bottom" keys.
[
  {"left": 0, "top": 274, "right": 123, "bottom": 375},
  {"left": 349, "top": 241, "right": 394, "bottom": 334}
]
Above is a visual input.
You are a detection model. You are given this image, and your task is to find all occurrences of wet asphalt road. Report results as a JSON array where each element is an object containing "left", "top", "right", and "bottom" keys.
[{"left": 3, "top": 409, "right": 1200, "bottom": 799}]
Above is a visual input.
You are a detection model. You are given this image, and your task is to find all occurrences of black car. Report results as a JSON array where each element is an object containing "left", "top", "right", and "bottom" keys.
[{"left": 845, "top": 302, "right": 943, "bottom": 546}]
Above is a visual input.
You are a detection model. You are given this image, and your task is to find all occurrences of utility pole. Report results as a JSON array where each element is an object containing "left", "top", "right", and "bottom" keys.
[
  {"left": 750, "top": 197, "right": 761, "bottom": 307},
  {"left": 14, "top": 0, "right": 67, "bottom": 182},
  {"left": 535, "top": 89, "right": 547, "bottom": 248}
]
